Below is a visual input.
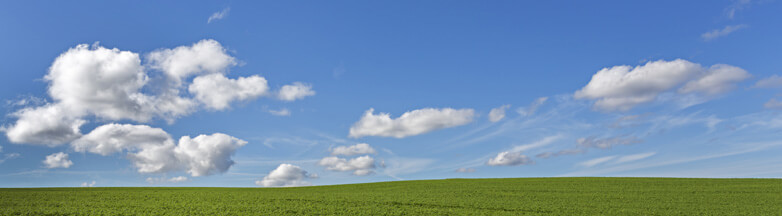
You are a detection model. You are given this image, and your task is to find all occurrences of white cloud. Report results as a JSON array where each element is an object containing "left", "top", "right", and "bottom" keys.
[
  {"left": 678, "top": 64, "right": 750, "bottom": 95},
  {"left": 701, "top": 25, "right": 747, "bottom": 41},
  {"left": 488, "top": 135, "right": 560, "bottom": 165},
  {"left": 146, "top": 176, "right": 189, "bottom": 184},
  {"left": 46, "top": 43, "right": 154, "bottom": 121},
  {"left": 147, "top": 39, "right": 236, "bottom": 85},
  {"left": 754, "top": 75, "right": 782, "bottom": 88},
  {"left": 175, "top": 133, "right": 248, "bottom": 176},
  {"left": 486, "top": 151, "right": 533, "bottom": 166},
  {"left": 488, "top": 105, "right": 510, "bottom": 122},
  {"left": 330, "top": 143, "right": 376, "bottom": 156},
  {"left": 256, "top": 164, "right": 316, "bottom": 187},
  {"left": 577, "top": 152, "right": 656, "bottom": 168},
  {"left": 536, "top": 149, "right": 585, "bottom": 158},
  {"left": 0, "top": 153, "right": 20, "bottom": 164},
  {"left": 509, "top": 135, "right": 562, "bottom": 153},
  {"left": 168, "top": 176, "right": 189, "bottom": 183},
  {"left": 614, "top": 152, "right": 656, "bottom": 164},
  {"left": 3, "top": 105, "right": 85, "bottom": 146},
  {"left": 4, "top": 39, "right": 296, "bottom": 146},
  {"left": 80, "top": 181, "right": 96, "bottom": 187},
  {"left": 277, "top": 82, "right": 316, "bottom": 101},
  {"left": 72, "top": 124, "right": 172, "bottom": 156},
  {"left": 268, "top": 108, "right": 291, "bottom": 116},
  {"left": 764, "top": 99, "right": 782, "bottom": 109},
  {"left": 455, "top": 168, "right": 475, "bottom": 173},
  {"left": 43, "top": 152, "right": 73, "bottom": 169},
  {"left": 577, "top": 136, "right": 642, "bottom": 149},
  {"left": 42, "top": 43, "right": 198, "bottom": 123},
  {"left": 72, "top": 124, "right": 246, "bottom": 176},
  {"left": 349, "top": 108, "right": 475, "bottom": 138},
  {"left": 756, "top": 76, "right": 782, "bottom": 109},
  {"left": 517, "top": 97, "right": 548, "bottom": 116},
  {"left": 725, "top": 0, "right": 752, "bottom": 19},
  {"left": 318, "top": 155, "right": 376, "bottom": 176},
  {"left": 6, "top": 96, "right": 46, "bottom": 107},
  {"left": 207, "top": 7, "right": 230, "bottom": 24},
  {"left": 189, "top": 74, "right": 269, "bottom": 110},
  {"left": 574, "top": 59, "right": 749, "bottom": 111},
  {"left": 578, "top": 156, "right": 617, "bottom": 167}
]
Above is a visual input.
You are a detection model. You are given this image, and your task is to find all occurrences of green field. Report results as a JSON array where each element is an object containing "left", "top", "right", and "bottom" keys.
[{"left": 2, "top": 177, "right": 781, "bottom": 215}]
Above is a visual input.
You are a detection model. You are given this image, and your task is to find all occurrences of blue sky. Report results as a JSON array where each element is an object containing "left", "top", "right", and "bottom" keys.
[{"left": 2, "top": 0, "right": 782, "bottom": 187}]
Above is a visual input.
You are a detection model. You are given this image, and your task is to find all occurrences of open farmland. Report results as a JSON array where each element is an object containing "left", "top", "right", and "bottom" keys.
[{"left": 1, "top": 177, "right": 781, "bottom": 215}]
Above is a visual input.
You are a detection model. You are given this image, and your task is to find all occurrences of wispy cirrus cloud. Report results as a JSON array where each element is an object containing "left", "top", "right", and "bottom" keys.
[
  {"left": 701, "top": 25, "right": 748, "bottom": 41},
  {"left": 207, "top": 7, "right": 230, "bottom": 24}
]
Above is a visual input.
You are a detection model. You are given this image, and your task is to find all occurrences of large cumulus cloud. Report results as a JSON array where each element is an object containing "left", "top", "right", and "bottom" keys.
[
  {"left": 2, "top": 39, "right": 286, "bottom": 145},
  {"left": 2, "top": 39, "right": 310, "bottom": 177}
]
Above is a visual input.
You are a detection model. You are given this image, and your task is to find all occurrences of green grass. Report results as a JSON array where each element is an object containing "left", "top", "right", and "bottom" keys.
[{"left": 2, "top": 177, "right": 782, "bottom": 215}]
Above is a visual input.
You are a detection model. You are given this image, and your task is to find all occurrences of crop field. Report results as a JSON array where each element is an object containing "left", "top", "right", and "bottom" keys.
[{"left": 1, "top": 177, "right": 782, "bottom": 215}]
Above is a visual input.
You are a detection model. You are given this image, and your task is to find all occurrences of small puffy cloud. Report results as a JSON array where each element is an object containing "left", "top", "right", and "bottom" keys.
[
  {"left": 207, "top": 7, "right": 230, "bottom": 24},
  {"left": 577, "top": 156, "right": 617, "bottom": 167},
  {"left": 574, "top": 59, "right": 749, "bottom": 111},
  {"left": 455, "top": 168, "right": 475, "bottom": 173},
  {"left": 268, "top": 108, "right": 291, "bottom": 116},
  {"left": 3, "top": 40, "right": 292, "bottom": 146},
  {"left": 577, "top": 136, "right": 642, "bottom": 149},
  {"left": 330, "top": 143, "right": 376, "bottom": 156},
  {"left": 72, "top": 124, "right": 246, "bottom": 177},
  {"left": 318, "top": 155, "right": 376, "bottom": 176},
  {"left": 147, "top": 39, "right": 236, "bottom": 85},
  {"left": 517, "top": 97, "right": 548, "bottom": 116},
  {"left": 486, "top": 151, "right": 533, "bottom": 166},
  {"left": 256, "top": 164, "right": 316, "bottom": 187},
  {"left": 754, "top": 75, "right": 782, "bottom": 88},
  {"left": 349, "top": 108, "right": 475, "bottom": 138},
  {"left": 43, "top": 152, "right": 73, "bottom": 169},
  {"left": 4, "top": 105, "right": 85, "bottom": 146},
  {"left": 175, "top": 133, "right": 248, "bottom": 176},
  {"left": 146, "top": 176, "right": 189, "bottom": 184},
  {"left": 701, "top": 25, "right": 748, "bottom": 41},
  {"left": 189, "top": 74, "right": 269, "bottom": 110},
  {"left": 80, "top": 181, "right": 96, "bottom": 187},
  {"left": 488, "top": 105, "right": 510, "bottom": 122},
  {"left": 277, "top": 82, "right": 316, "bottom": 101},
  {"left": 168, "top": 176, "right": 189, "bottom": 183}
]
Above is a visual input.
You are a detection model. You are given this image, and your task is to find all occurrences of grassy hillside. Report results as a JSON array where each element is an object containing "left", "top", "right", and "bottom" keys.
[{"left": 2, "top": 177, "right": 781, "bottom": 215}]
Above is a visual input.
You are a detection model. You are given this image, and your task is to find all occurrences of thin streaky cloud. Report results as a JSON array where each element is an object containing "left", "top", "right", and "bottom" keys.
[
  {"left": 701, "top": 25, "right": 748, "bottom": 41},
  {"left": 207, "top": 7, "right": 230, "bottom": 24}
]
